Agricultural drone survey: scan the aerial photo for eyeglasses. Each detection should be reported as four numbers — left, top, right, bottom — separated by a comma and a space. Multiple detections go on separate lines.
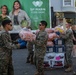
8, 24, 12, 26
39, 24, 44, 26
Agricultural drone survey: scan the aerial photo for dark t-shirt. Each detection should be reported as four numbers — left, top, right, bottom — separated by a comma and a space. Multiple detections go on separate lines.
14, 15, 19, 25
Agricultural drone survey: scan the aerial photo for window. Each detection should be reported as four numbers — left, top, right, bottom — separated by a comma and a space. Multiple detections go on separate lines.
63, 0, 73, 6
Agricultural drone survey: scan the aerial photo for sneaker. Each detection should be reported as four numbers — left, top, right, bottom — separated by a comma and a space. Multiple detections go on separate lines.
65, 67, 72, 72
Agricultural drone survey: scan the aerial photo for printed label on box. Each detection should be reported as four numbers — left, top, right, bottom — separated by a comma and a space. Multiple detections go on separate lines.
49, 48, 53, 52
58, 48, 63, 52
58, 40, 62, 45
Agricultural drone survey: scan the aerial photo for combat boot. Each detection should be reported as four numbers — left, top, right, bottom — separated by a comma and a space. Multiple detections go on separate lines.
26, 58, 30, 63
64, 64, 69, 68
34, 71, 39, 75
41, 73, 44, 75
73, 71, 76, 75
30, 57, 34, 64
65, 66, 72, 72
30, 60, 34, 64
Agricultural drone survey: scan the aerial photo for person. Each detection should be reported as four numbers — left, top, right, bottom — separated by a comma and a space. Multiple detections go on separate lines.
26, 41, 34, 64
0, 5, 10, 30
9, 0, 31, 26
16, 38, 27, 49
72, 25, 76, 45
60, 22, 73, 72
71, 25, 76, 75
34, 21, 48, 75
0, 19, 19, 75
71, 25, 76, 57
23, 26, 34, 64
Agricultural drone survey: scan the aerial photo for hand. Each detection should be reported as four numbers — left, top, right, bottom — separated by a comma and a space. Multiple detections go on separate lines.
16, 44, 20, 49
56, 35, 60, 38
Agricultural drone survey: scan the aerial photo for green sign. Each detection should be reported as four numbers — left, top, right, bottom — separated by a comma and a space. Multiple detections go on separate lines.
0, 0, 50, 29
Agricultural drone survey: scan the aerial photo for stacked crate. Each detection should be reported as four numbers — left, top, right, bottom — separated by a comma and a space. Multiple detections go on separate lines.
44, 38, 65, 68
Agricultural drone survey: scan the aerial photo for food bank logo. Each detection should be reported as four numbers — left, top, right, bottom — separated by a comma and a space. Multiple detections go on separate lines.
32, 0, 43, 7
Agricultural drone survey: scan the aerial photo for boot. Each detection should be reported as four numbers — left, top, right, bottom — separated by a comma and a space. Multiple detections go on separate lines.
26, 60, 30, 63
30, 60, 34, 64
41, 73, 44, 75
26, 58, 30, 63
73, 71, 76, 75
26, 55, 30, 63
65, 66, 72, 72
34, 71, 39, 75
30, 53, 34, 64
64, 64, 69, 68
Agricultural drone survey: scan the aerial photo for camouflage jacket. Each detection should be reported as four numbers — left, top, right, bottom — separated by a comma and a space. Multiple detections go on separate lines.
0, 30, 17, 55
60, 28, 73, 47
35, 30, 48, 58
0, 15, 9, 25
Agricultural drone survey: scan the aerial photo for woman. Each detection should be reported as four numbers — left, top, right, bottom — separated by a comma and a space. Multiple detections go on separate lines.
9, 0, 31, 26
0, 5, 9, 30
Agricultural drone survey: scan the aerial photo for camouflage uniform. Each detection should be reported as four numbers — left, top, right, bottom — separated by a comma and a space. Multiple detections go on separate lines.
60, 28, 73, 66
26, 41, 34, 63
0, 15, 9, 25
34, 30, 48, 75
0, 30, 17, 75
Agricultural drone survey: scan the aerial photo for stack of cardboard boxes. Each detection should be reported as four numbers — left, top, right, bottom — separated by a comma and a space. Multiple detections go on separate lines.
44, 38, 65, 68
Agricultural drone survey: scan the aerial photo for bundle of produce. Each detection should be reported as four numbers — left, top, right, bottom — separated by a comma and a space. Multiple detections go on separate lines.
21, 20, 28, 28
54, 26, 64, 34
19, 28, 36, 41
48, 33, 59, 41
45, 28, 54, 33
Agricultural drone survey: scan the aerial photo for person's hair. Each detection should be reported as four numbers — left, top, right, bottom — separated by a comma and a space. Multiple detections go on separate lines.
67, 22, 72, 26
40, 20, 47, 27
1, 5, 9, 15
12, 0, 21, 14
2, 19, 11, 27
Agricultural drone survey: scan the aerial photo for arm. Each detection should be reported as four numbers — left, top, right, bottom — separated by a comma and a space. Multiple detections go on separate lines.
1, 33, 17, 49
23, 11, 31, 26
60, 30, 72, 39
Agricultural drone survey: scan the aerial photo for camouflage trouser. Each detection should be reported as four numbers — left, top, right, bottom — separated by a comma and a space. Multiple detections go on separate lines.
8, 56, 14, 75
27, 41, 34, 62
0, 54, 8, 75
65, 46, 73, 66
27, 51, 34, 62
35, 56, 44, 75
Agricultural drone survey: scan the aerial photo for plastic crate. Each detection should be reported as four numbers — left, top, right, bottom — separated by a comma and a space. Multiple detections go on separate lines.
55, 45, 65, 53
54, 38, 64, 45
47, 46, 56, 53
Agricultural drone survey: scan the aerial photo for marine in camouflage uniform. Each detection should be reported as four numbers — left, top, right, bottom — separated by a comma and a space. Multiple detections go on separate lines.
60, 23, 73, 72
26, 41, 34, 64
0, 20, 18, 75
34, 21, 48, 75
